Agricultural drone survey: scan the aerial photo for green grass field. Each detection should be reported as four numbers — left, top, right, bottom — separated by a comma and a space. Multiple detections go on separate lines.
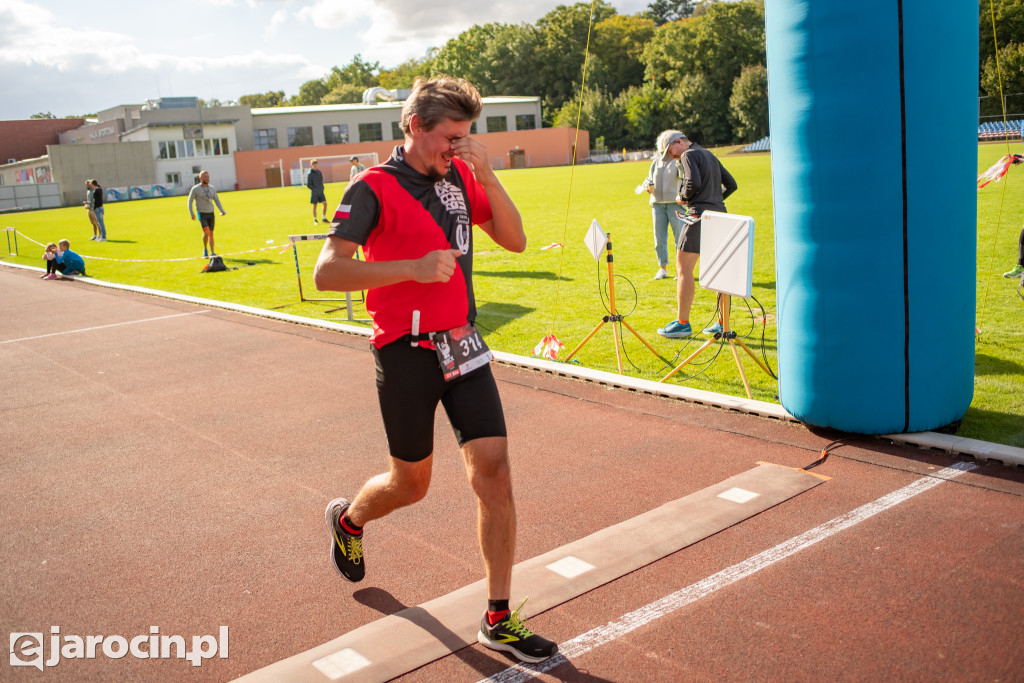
3, 144, 1022, 447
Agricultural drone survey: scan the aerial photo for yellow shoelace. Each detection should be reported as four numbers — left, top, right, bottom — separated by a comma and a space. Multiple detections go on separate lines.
504, 599, 534, 637
334, 530, 363, 564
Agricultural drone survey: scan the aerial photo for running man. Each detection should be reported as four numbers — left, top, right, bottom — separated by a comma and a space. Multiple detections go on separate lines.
187, 170, 226, 258
313, 76, 557, 664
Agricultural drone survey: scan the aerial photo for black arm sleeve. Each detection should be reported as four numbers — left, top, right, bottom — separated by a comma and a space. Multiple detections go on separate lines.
720, 162, 738, 202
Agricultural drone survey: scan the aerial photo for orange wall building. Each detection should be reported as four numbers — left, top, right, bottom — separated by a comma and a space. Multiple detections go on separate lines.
233, 127, 589, 190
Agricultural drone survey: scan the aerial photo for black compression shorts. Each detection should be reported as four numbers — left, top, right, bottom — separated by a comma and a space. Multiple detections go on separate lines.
372, 340, 507, 462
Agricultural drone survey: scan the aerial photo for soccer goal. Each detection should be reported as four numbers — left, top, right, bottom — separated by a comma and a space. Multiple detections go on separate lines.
298, 152, 378, 185
287, 233, 369, 322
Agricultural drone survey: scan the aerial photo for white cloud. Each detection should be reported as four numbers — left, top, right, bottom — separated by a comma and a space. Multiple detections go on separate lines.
295, 0, 372, 30
0, 0, 651, 118
266, 8, 289, 38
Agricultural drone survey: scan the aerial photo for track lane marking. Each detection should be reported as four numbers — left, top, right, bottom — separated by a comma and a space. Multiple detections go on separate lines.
0, 311, 209, 345
480, 461, 977, 683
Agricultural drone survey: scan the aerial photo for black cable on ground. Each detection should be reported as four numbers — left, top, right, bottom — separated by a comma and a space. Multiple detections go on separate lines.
803, 439, 843, 470
748, 293, 778, 380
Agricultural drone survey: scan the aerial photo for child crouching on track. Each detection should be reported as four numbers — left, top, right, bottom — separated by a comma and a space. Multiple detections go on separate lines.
53, 239, 86, 278
41, 242, 59, 279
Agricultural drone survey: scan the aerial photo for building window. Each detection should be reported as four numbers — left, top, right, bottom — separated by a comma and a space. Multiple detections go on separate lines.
288, 126, 313, 147
486, 116, 508, 133
325, 124, 349, 145
166, 172, 181, 185
159, 141, 178, 159
358, 122, 383, 142
471, 122, 478, 135
515, 114, 536, 130
254, 128, 278, 150
391, 121, 403, 140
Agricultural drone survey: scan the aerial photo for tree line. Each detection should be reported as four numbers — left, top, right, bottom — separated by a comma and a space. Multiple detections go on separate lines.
241, 0, 767, 149
239, 0, 1023, 148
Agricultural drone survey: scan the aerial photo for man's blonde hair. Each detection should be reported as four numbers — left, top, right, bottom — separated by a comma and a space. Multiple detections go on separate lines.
401, 77, 482, 136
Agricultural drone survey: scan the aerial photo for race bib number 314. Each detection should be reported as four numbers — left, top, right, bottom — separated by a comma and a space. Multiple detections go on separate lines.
434, 324, 493, 381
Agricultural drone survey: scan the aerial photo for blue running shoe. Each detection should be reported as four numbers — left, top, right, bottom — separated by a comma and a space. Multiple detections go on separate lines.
657, 320, 692, 338
703, 322, 724, 335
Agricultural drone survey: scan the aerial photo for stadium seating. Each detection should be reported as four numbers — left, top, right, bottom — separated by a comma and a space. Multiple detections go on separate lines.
978, 119, 1024, 139
740, 122, 1023, 151
741, 136, 771, 153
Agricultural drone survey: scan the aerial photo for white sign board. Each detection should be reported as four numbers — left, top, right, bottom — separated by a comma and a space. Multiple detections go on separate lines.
698, 211, 754, 298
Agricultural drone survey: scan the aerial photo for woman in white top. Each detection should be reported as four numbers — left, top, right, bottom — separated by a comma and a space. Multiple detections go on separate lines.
644, 130, 686, 280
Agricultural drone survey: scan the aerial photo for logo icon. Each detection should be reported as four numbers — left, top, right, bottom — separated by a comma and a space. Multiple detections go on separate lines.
10, 633, 43, 671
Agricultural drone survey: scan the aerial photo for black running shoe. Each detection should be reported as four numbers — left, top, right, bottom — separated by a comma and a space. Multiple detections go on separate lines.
477, 599, 558, 663
325, 497, 364, 582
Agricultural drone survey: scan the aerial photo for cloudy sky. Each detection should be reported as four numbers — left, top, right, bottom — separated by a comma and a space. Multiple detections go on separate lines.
0, 0, 650, 121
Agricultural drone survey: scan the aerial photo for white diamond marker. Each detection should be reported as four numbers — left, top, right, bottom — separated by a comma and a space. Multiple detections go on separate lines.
718, 487, 760, 504
312, 648, 372, 680
546, 555, 596, 579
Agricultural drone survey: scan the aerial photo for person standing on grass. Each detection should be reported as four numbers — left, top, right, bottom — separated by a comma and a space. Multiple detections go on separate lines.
307, 160, 328, 225
657, 133, 738, 339
644, 130, 687, 280
313, 76, 558, 664
1005, 222, 1024, 279
83, 180, 100, 240
90, 180, 107, 242
349, 155, 366, 180
187, 170, 226, 258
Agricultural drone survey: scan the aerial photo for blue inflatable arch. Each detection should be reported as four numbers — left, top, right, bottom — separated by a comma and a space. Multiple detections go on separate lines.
766, 0, 976, 433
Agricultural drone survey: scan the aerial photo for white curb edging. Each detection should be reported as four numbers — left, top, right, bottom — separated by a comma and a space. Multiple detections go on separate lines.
4, 260, 1022, 467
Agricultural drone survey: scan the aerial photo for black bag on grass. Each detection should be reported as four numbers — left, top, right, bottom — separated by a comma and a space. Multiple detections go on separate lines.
203, 255, 227, 273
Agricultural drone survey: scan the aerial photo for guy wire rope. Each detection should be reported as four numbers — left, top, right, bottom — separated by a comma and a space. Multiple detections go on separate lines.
978, 0, 1015, 334
547, 0, 598, 340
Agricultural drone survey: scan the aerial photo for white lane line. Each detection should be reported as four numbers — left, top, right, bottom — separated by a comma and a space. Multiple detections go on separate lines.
0, 311, 209, 345
480, 461, 977, 683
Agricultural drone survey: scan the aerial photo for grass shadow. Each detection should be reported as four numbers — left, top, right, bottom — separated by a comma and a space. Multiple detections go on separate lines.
976, 352, 1024, 376
475, 270, 565, 280
476, 301, 535, 335
223, 257, 276, 266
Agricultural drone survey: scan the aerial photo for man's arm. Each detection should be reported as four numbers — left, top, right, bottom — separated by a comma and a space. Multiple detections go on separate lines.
187, 187, 196, 219
212, 190, 226, 214
313, 236, 463, 293
720, 162, 738, 201
452, 136, 526, 253
678, 152, 701, 204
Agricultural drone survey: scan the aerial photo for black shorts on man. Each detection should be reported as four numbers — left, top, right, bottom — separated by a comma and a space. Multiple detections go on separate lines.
199, 212, 216, 230
372, 341, 506, 462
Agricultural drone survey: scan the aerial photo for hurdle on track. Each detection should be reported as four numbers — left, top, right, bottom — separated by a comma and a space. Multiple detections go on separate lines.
288, 234, 368, 322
